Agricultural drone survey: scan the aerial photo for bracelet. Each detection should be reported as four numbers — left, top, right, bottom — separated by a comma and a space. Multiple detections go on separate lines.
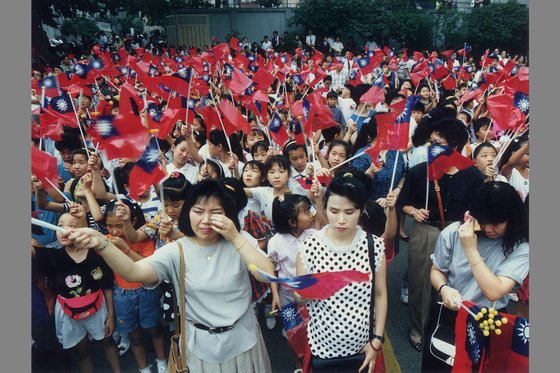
369, 340, 381, 352
97, 236, 110, 252
438, 283, 448, 294
235, 239, 248, 252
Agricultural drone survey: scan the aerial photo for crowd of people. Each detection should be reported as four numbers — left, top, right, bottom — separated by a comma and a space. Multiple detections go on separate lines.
31, 29, 529, 373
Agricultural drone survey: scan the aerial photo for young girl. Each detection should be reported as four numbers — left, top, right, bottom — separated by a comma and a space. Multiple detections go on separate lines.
320, 139, 350, 169
32, 213, 120, 373
499, 135, 529, 202
196, 159, 224, 182
268, 194, 318, 311
472, 142, 508, 183
243, 128, 266, 162
295, 172, 387, 372
166, 136, 199, 185
104, 199, 167, 373
251, 140, 271, 164
242, 161, 267, 218
245, 155, 292, 223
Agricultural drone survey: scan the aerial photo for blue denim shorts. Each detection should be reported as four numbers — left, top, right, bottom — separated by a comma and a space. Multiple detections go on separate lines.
113, 285, 163, 335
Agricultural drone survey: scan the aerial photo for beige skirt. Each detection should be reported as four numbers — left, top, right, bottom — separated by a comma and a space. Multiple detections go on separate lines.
186, 322, 272, 373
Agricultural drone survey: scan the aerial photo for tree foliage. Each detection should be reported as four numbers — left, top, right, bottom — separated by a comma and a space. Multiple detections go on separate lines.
60, 18, 100, 37
464, 1, 528, 55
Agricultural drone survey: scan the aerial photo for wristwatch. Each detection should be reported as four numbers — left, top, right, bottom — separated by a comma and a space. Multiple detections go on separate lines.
371, 334, 385, 344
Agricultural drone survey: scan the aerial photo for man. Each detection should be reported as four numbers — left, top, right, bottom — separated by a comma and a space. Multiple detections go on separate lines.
261, 35, 272, 51
329, 63, 349, 93
271, 31, 281, 50
398, 117, 484, 352
305, 30, 316, 47
331, 37, 344, 56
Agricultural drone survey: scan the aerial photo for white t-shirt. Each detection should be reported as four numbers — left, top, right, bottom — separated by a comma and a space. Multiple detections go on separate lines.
166, 163, 198, 185
338, 97, 357, 124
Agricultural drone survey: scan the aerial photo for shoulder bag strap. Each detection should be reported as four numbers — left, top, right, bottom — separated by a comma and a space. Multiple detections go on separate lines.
433, 179, 445, 228
177, 241, 187, 369
367, 234, 376, 340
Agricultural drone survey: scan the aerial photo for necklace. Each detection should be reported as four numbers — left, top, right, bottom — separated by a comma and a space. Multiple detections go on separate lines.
190, 237, 221, 261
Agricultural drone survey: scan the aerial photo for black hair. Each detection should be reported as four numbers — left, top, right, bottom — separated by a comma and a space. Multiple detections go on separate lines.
326, 90, 338, 100
242, 128, 266, 150
162, 172, 192, 202
472, 117, 492, 134
321, 125, 343, 143
193, 130, 206, 147
380, 61, 388, 68
359, 199, 387, 237
202, 159, 225, 179
177, 179, 240, 236
264, 155, 291, 174
55, 134, 82, 153
104, 198, 145, 229
283, 140, 308, 158
173, 135, 187, 147
472, 142, 497, 160
208, 129, 228, 150
352, 115, 378, 156
113, 162, 135, 194
327, 140, 351, 160
499, 135, 528, 168
250, 140, 270, 157
411, 102, 425, 113
469, 181, 528, 256
351, 84, 372, 106
324, 171, 368, 211
417, 83, 430, 92
343, 83, 354, 93
384, 89, 406, 106
272, 193, 313, 234
323, 75, 333, 83
431, 117, 469, 152
457, 82, 468, 90
242, 160, 265, 187
221, 177, 248, 212
72, 148, 89, 160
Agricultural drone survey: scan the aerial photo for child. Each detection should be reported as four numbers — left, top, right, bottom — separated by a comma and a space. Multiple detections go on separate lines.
245, 155, 292, 223
499, 135, 529, 202
268, 194, 318, 310
32, 213, 120, 372
251, 140, 271, 164
196, 159, 224, 182
472, 142, 508, 183
242, 128, 266, 162
283, 140, 320, 195
242, 160, 267, 217
104, 199, 167, 373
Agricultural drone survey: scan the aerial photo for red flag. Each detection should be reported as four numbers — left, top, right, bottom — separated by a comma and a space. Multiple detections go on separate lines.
253, 69, 276, 91
310, 49, 324, 65
229, 36, 241, 52
279, 302, 309, 360
223, 63, 253, 95
452, 301, 489, 373
441, 74, 457, 91
39, 113, 64, 141
347, 69, 363, 87
212, 43, 231, 60
308, 66, 328, 88
217, 99, 252, 135
375, 112, 407, 150
364, 146, 382, 168
149, 75, 190, 98
504, 68, 529, 95
359, 86, 386, 105
119, 82, 144, 116
296, 175, 332, 190
485, 94, 526, 132
413, 51, 425, 62
268, 112, 290, 147
427, 144, 474, 181
128, 137, 166, 200
432, 64, 450, 80
441, 49, 454, 60
410, 61, 431, 86
31, 147, 59, 189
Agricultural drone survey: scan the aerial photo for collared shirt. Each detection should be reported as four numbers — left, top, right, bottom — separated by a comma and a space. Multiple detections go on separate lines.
329, 69, 348, 92
329, 106, 346, 126
397, 163, 485, 223
306, 34, 316, 46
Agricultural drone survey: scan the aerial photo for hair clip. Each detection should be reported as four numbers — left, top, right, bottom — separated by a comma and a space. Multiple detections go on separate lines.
343, 172, 353, 178
225, 184, 235, 192
169, 171, 181, 179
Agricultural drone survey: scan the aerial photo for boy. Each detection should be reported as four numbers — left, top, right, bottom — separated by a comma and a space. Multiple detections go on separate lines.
326, 91, 346, 126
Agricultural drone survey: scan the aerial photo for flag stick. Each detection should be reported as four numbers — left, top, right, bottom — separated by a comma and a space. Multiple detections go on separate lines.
493, 124, 523, 169
45, 179, 73, 203
482, 121, 492, 143
389, 151, 400, 192
41, 87, 46, 109
185, 68, 194, 124
327, 148, 370, 172
462, 42, 467, 66
154, 139, 166, 204
68, 93, 90, 158
208, 90, 233, 154
54, 74, 62, 96
425, 161, 430, 210
111, 169, 121, 201
32, 218, 64, 233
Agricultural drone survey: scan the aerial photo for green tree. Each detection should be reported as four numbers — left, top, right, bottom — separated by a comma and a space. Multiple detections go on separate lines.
60, 18, 100, 38
433, 7, 466, 49
464, 1, 528, 55
388, 11, 434, 51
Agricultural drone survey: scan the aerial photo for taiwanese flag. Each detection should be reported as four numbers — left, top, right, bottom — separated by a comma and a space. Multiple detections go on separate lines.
233, 54, 250, 71
196, 105, 220, 133
432, 63, 450, 81
360, 85, 386, 105
39, 111, 64, 141
442, 74, 457, 91
268, 111, 290, 146
181, 96, 198, 124
38, 76, 60, 97
147, 75, 191, 98
229, 36, 242, 52
186, 56, 205, 75
441, 50, 455, 61
376, 95, 421, 151
71, 63, 94, 85
346, 69, 362, 86
289, 118, 305, 145
45, 94, 78, 127
279, 302, 310, 359
452, 300, 489, 373
512, 91, 530, 115
276, 53, 292, 67
291, 71, 310, 87
458, 44, 472, 57
31, 147, 59, 189
485, 94, 527, 132
308, 66, 328, 88
413, 51, 425, 63
427, 144, 474, 181
119, 82, 144, 116
217, 99, 252, 135
87, 114, 150, 160
504, 67, 529, 95
410, 61, 431, 86
172, 67, 193, 84
356, 54, 384, 75
223, 63, 253, 95
128, 137, 166, 200
305, 91, 338, 133
296, 175, 332, 190
212, 43, 231, 60
250, 266, 370, 300
364, 145, 382, 168
484, 314, 529, 373
146, 101, 183, 139
252, 69, 276, 91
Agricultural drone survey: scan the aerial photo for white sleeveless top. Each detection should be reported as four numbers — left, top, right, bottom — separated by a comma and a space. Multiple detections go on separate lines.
298, 226, 384, 358
508, 168, 529, 202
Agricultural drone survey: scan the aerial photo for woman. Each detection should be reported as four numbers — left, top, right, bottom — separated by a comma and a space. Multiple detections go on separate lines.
296, 172, 387, 373
421, 182, 529, 371
63, 180, 275, 373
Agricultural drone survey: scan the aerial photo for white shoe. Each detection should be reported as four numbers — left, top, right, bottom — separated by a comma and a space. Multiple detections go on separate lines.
156, 361, 168, 373
118, 334, 131, 356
